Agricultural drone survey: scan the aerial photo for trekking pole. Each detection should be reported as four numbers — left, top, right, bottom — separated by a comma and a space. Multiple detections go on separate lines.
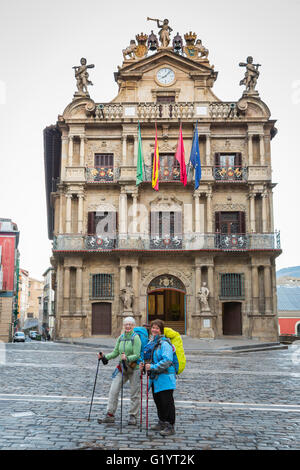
87, 357, 100, 421
140, 368, 143, 432
146, 370, 149, 436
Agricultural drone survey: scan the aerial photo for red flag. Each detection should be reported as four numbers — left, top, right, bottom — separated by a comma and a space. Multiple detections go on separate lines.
175, 124, 187, 186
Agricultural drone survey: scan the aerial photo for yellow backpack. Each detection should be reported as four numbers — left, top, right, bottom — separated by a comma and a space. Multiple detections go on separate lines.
164, 327, 186, 375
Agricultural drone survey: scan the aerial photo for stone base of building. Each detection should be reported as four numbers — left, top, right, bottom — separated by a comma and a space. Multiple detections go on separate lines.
0, 297, 13, 343
248, 314, 279, 342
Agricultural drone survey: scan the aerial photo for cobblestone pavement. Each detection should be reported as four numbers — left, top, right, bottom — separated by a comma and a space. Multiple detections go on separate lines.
0, 341, 300, 450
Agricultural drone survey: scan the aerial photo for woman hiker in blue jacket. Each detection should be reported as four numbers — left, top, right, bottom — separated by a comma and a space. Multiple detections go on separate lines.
140, 319, 176, 436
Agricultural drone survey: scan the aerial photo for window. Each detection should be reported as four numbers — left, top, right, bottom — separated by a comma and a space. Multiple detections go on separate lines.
220, 274, 244, 299
88, 212, 117, 236
152, 153, 180, 181
91, 274, 114, 299
150, 211, 182, 248
215, 212, 246, 234
94, 153, 114, 167
156, 96, 175, 103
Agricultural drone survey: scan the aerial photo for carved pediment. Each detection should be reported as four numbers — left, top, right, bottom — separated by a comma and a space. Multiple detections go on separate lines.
116, 50, 217, 83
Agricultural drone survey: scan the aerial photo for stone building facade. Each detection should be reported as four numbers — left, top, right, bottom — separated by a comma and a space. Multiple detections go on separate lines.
44, 26, 281, 340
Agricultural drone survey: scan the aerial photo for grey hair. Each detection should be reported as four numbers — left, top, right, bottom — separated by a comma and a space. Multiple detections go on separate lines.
123, 316, 136, 325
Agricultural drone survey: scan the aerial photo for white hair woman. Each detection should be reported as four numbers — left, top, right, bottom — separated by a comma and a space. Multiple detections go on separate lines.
98, 316, 142, 426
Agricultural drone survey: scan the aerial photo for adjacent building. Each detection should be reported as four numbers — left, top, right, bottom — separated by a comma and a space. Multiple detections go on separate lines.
0, 218, 20, 342
44, 23, 281, 340
42, 267, 55, 338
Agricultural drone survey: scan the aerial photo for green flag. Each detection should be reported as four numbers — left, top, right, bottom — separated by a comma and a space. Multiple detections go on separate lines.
136, 122, 144, 186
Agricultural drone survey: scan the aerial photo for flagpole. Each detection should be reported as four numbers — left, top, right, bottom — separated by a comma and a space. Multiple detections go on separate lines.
187, 121, 197, 179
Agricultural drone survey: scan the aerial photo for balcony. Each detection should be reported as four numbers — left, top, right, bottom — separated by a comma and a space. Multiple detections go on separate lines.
86, 166, 120, 183
213, 166, 247, 182
92, 102, 240, 122
143, 164, 193, 183
53, 231, 281, 252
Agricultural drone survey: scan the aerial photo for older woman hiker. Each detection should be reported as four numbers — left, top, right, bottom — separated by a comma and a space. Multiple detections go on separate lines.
98, 316, 142, 426
139, 319, 176, 436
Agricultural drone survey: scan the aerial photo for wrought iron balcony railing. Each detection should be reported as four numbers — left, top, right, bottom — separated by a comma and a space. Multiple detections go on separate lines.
214, 166, 247, 182
53, 231, 281, 252
143, 164, 193, 183
86, 166, 120, 183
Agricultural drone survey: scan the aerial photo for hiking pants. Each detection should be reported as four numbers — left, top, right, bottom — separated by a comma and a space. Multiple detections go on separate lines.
107, 367, 140, 418
152, 385, 176, 425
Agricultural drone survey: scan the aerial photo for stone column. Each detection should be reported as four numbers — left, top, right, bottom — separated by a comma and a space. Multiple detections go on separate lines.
249, 193, 256, 232
79, 135, 85, 166
195, 266, 201, 314
76, 267, 83, 314
262, 189, 268, 233
119, 190, 128, 237
207, 265, 214, 303
63, 267, 70, 314
206, 133, 211, 166
259, 134, 265, 165
131, 193, 138, 236
68, 136, 74, 167
132, 265, 140, 318
59, 190, 64, 234
119, 266, 126, 291
206, 189, 213, 233
65, 193, 72, 233
251, 265, 259, 314
248, 134, 253, 165
264, 265, 272, 315
77, 194, 84, 233
194, 193, 200, 233
122, 135, 127, 166
61, 135, 68, 180
269, 190, 274, 232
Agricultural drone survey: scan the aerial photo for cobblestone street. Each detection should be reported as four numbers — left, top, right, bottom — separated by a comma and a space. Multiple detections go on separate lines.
0, 340, 300, 451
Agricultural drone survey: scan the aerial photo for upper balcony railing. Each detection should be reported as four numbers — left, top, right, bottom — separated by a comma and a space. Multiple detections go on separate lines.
53, 231, 281, 252
93, 102, 240, 121
143, 164, 193, 183
213, 166, 247, 182
86, 166, 120, 183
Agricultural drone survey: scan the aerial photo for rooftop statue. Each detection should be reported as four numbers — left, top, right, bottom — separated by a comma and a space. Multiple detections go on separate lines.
73, 58, 94, 96
239, 56, 261, 94
147, 17, 173, 48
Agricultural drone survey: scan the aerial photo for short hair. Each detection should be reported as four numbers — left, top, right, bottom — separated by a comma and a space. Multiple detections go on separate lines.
150, 319, 165, 334
123, 316, 136, 325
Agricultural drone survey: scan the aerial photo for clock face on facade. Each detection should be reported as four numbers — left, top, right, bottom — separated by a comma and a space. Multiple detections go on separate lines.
156, 67, 175, 85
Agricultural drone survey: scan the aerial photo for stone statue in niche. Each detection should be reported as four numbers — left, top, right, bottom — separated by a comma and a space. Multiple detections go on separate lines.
198, 282, 210, 312
120, 282, 134, 311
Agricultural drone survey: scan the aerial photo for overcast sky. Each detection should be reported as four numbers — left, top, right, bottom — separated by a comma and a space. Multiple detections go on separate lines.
0, 0, 299, 279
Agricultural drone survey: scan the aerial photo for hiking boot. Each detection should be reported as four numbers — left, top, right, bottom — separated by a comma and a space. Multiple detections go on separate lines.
159, 423, 175, 436
97, 414, 115, 424
128, 415, 137, 426
150, 420, 166, 431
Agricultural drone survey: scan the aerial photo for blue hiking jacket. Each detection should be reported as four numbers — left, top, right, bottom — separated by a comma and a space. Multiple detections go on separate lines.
149, 335, 176, 394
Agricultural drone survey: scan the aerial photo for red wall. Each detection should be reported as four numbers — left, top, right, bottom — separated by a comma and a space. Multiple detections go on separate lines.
278, 317, 300, 335
0, 236, 16, 291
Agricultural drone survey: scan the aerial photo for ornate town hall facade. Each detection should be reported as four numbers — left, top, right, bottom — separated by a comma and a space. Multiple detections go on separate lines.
44, 20, 281, 340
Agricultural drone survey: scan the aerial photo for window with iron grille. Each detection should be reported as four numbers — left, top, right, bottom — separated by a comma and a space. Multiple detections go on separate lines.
220, 273, 244, 299
90, 274, 114, 299
94, 153, 114, 167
